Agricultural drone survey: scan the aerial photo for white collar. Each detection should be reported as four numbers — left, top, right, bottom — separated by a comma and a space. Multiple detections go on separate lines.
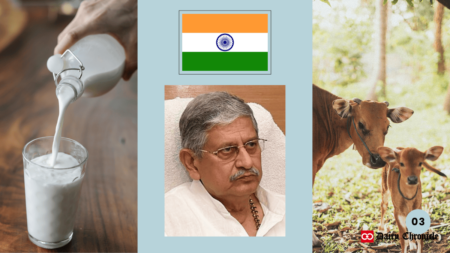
190, 180, 286, 216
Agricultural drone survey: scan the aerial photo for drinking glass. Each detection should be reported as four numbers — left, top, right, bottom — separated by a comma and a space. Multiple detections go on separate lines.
22, 136, 88, 249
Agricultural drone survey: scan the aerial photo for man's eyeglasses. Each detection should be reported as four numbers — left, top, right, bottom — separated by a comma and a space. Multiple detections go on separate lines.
201, 138, 267, 161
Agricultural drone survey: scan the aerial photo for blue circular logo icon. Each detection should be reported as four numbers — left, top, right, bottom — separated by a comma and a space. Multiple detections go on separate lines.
216, 34, 234, 51
406, 209, 430, 234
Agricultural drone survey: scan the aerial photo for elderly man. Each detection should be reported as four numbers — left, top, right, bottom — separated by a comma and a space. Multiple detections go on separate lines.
165, 91, 285, 236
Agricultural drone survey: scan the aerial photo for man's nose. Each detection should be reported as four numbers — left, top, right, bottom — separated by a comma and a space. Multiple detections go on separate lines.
235, 147, 253, 169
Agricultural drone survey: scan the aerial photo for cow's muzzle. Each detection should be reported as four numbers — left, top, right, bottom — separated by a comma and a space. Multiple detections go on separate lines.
407, 176, 418, 185
370, 153, 386, 168
348, 117, 386, 169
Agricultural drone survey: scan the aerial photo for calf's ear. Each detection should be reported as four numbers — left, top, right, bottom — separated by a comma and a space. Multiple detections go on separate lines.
332, 99, 352, 118
424, 146, 444, 161
387, 107, 414, 123
378, 146, 397, 163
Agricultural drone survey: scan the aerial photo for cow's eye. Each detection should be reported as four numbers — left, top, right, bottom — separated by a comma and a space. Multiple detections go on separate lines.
358, 122, 364, 129
419, 162, 422, 167
400, 162, 405, 167
358, 122, 369, 135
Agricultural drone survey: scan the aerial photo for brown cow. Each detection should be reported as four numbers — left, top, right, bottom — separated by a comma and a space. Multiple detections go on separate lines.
377, 146, 446, 253
312, 84, 414, 246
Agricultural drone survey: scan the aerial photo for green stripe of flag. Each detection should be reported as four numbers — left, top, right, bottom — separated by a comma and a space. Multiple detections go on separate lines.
182, 52, 268, 71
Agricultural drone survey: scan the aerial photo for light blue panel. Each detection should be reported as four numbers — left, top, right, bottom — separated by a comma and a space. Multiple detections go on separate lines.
139, 0, 312, 252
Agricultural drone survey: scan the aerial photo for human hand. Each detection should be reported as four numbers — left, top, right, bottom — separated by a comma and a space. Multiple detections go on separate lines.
54, 0, 137, 80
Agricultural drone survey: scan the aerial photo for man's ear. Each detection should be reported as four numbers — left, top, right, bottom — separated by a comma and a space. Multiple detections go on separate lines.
332, 99, 352, 118
424, 146, 444, 161
387, 107, 414, 123
179, 149, 201, 180
378, 146, 397, 163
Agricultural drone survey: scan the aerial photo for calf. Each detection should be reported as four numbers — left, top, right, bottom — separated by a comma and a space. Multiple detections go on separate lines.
378, 146, 446, 253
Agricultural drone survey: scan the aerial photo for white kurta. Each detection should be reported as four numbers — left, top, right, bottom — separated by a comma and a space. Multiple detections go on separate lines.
165, 180, 285, 236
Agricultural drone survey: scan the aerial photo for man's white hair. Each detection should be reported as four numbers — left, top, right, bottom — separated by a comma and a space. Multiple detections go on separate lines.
179, 92, 258, 158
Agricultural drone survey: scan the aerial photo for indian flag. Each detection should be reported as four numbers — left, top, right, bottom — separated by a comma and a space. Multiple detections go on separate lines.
181, 14, 269, 72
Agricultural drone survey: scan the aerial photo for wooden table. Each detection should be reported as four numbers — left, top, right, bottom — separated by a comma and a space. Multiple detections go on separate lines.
165, 85, 286, 134
0, 9, 137, 252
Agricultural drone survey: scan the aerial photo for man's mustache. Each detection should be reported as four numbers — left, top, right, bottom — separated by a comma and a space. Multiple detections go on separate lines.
229, 168, 260, 182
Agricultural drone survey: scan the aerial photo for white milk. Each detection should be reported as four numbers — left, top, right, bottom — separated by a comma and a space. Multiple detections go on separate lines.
24, 153, 83, 243
49, 85, 75, 167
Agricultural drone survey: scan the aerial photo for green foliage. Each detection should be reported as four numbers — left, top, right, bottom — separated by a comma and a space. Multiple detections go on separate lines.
313, 1, 374, 86
314, 0, 448, 102
404, 0, 435, 31
386, 0, 400, 4
385, 0, 433, 6
319, 0, 331, 7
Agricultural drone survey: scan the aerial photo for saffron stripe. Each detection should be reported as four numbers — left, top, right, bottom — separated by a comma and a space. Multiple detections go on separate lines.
182, 14, 268, 33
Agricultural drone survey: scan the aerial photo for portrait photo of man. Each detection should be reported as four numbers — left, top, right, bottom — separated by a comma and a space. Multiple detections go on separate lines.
164, 86, 286, 237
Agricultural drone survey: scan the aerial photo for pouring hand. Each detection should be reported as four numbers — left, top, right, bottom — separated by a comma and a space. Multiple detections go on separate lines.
54, 0, 137, 80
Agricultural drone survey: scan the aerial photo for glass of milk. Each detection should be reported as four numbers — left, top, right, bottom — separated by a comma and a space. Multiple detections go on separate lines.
22, 136, 88, 249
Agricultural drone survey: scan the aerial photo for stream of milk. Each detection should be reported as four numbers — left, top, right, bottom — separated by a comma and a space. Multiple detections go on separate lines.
49, 85, 75, 167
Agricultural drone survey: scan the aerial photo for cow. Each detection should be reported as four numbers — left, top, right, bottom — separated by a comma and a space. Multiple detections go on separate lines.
377, 146, 446, 253
312, 84, 414, 247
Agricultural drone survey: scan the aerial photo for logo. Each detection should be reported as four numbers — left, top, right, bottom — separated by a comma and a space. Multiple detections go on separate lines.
361, 230, 374, 243
376, 232, 440, 242
216, 34, 234, 51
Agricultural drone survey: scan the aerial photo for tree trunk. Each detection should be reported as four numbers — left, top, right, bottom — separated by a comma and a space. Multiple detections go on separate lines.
440, 3, 450, 113
443, 87, 450, 113
434, 2, 445, 75
367, 0, 387, 101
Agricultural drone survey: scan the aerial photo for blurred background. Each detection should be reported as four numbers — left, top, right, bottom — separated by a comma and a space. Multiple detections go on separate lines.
314, 0, 450, 252
165, 85, 285, 134
0, 0, 137, 252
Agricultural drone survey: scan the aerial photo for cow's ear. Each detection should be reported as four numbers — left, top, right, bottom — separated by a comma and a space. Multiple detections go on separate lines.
424, 146, 444, 161
378, 146, 397, 163
332, 99, 352, 118
387, 107, 414, 123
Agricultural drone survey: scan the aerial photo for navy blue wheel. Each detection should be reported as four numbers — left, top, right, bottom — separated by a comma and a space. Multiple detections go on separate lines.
216, 34, 234, 51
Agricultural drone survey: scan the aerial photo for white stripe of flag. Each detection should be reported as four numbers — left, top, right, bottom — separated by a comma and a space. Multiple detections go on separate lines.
182, 33, 268, 52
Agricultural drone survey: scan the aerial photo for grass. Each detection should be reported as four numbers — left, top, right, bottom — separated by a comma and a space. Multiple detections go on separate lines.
313, 82, 450, 252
